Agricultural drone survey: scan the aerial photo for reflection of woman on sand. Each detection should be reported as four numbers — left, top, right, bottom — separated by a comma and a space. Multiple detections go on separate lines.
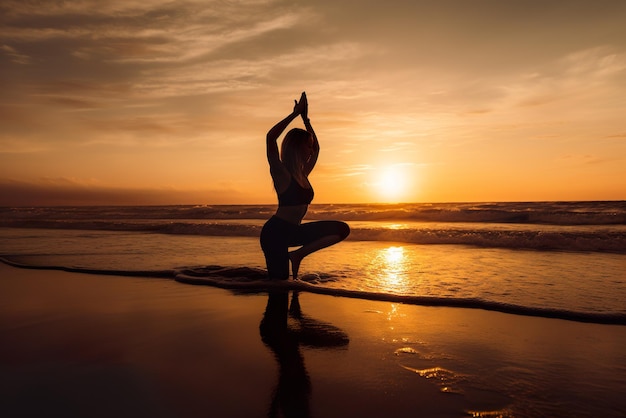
259, 291, 349, 418
260, 92, 350, 280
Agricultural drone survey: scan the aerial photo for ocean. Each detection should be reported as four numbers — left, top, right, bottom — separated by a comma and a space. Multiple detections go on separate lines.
1, 201, 625, 323
1, 201, 626, 417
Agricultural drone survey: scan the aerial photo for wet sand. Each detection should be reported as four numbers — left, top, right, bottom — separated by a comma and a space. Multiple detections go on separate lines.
1, 263, 625, 417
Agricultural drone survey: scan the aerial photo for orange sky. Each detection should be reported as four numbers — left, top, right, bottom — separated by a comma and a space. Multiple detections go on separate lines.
1, 0, 625, 205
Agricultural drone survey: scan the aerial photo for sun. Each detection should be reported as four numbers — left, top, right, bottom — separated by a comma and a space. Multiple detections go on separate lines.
375, 166, 408, 202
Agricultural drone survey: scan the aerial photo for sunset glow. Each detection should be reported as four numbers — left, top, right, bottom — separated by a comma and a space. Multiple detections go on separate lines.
374, 166, 410, 203
1, 1, 625, 205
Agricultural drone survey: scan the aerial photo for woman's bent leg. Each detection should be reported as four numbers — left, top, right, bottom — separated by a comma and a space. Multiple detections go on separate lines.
289, 221, 350, 279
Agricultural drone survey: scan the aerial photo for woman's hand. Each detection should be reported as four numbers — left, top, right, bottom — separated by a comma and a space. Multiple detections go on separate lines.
293, 91, 308, 117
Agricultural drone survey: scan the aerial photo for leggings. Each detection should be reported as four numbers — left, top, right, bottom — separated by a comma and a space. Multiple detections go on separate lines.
260, 216, 350, 280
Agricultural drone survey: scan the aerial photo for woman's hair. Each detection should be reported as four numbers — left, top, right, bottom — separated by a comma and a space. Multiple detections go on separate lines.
281, 128, 312, 183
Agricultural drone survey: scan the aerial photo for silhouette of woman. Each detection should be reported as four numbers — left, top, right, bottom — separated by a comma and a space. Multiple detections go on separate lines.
260, 92, 350, 280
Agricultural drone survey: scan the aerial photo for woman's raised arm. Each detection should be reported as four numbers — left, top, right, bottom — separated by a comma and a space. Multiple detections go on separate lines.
301, 93, 319, 175
266, 93, 307, 166
266, 110, 297, 167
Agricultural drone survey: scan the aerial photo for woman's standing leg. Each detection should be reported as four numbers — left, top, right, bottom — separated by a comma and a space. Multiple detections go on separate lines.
260, 217, 293, 280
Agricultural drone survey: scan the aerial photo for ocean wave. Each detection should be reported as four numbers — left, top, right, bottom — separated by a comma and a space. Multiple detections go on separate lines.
2, 201, 626, 225
2, 258, 625, 326
309, 202, 626, 225
348, 225, 626, 253
1, 218, 624, 253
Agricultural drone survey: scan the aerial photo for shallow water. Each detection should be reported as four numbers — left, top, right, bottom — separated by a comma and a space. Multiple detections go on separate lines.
2, 222, 626, 417
1, 228, 624, 320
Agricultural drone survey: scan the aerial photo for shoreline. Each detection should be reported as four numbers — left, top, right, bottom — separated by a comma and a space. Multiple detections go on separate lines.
3, 256, 625, 326
2, 263, 626, 417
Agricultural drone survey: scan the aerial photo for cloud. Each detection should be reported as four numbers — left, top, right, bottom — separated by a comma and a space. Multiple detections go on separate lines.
2, 0, 626, 203
0, 177, 250, 206
509, 47, 626, 108
556, 154, 619, 166
0, 44, 30, 63
0, 0, 340, 127
0, 136, 49, 154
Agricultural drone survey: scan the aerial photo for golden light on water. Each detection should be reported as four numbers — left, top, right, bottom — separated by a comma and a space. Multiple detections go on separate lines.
371, 246, 410, 293
385, 246, 405, 265
385, 223, 409, 230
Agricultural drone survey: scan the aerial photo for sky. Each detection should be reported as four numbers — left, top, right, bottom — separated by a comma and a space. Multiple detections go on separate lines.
1, 0, 625, 205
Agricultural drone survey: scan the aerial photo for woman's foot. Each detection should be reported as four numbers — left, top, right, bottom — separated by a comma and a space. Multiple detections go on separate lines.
289, 251, 303, 280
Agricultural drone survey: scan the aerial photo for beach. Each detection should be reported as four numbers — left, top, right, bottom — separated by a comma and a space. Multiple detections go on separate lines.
3, 1, 626, 416
2, 262, 626, 418
1, 202, 625, 417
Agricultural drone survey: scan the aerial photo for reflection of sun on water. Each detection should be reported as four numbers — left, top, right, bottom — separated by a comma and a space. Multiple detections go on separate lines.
370, 246, 409, 293
385, 246, 404, 265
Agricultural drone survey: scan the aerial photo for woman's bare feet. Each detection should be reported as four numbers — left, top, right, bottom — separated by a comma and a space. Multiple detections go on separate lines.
289, 251, 303, 280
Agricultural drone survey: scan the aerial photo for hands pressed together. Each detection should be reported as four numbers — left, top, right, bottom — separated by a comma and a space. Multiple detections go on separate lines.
293, 91, 309, 120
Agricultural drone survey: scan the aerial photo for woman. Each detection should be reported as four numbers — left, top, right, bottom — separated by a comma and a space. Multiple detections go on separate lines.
260, 92, 350, 280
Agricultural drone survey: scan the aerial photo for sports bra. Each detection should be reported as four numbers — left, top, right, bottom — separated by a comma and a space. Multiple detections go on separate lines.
278, 176, 314, 206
